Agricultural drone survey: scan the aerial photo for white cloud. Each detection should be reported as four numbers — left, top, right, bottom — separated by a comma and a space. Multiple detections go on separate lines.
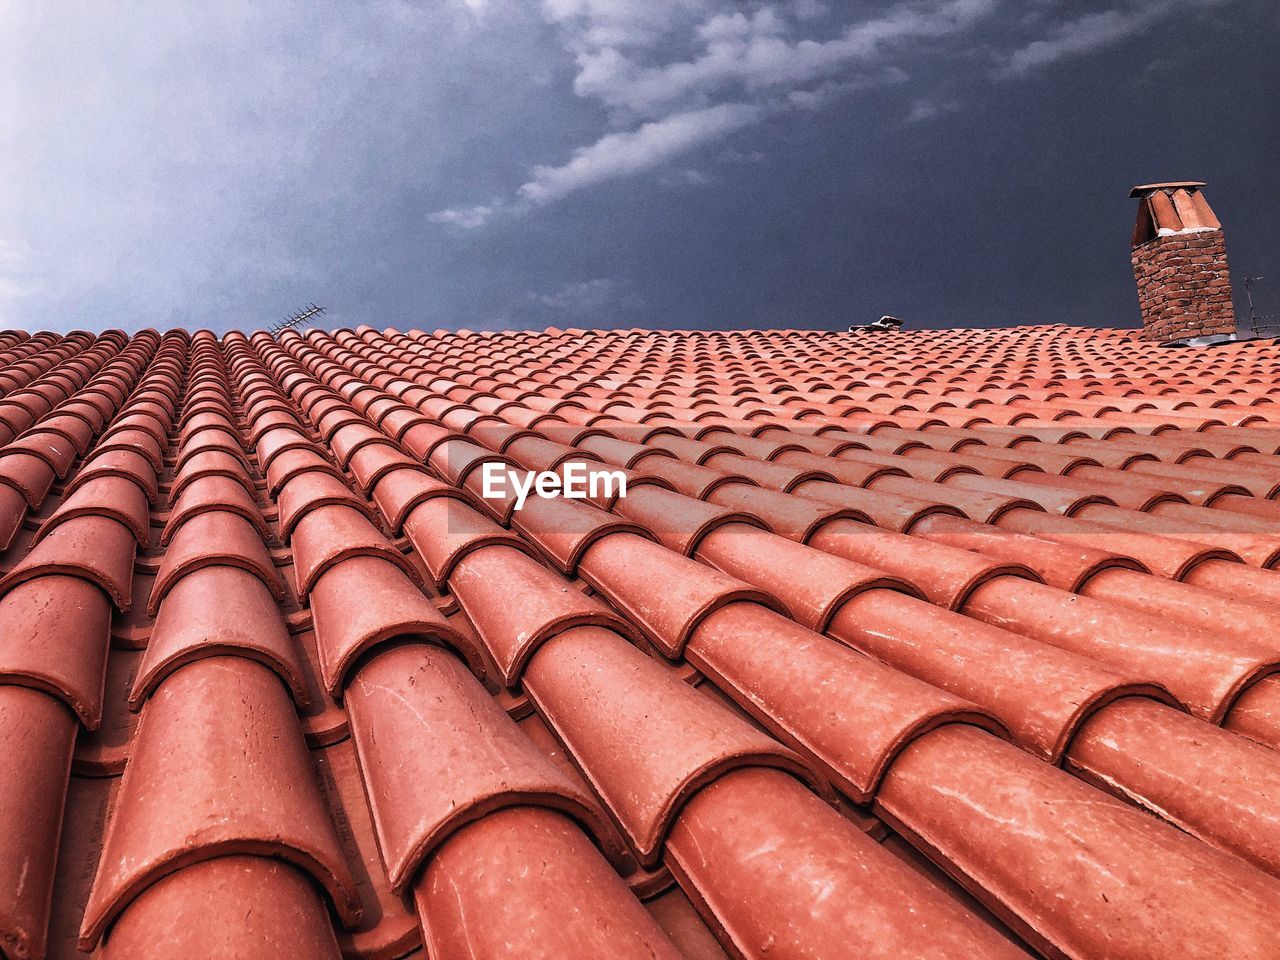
428, 202, 506, 229
1003, 0, 1231, 75
518, 102, 759, 204
0, 237, 33, 272
1, 0, 553, 329
904, 97, 958, 123
574, 0, 995, 117
0, 277, 40, 299
433, 0, 998, 227
530, 277, 624, 312
431, 102, 756, 227
0, 237, 41, 303
787, 67, 909, 110
541, 0, 721, 49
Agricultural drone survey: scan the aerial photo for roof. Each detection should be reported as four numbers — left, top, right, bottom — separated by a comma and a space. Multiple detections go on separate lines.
3, 321, 1280, 960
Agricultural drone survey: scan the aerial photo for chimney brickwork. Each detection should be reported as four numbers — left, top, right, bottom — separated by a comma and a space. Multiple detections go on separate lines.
1129, 182, 1235, 342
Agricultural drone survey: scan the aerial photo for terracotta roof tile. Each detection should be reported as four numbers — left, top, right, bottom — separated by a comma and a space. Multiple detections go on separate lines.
78, 656, 360, 950
7, 323, 1280, 957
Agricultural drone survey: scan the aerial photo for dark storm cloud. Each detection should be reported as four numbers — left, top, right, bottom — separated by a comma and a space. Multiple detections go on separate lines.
2, 0, 1275, 334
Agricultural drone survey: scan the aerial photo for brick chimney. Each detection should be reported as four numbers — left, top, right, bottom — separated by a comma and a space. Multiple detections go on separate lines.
1129, 181, 1235, 343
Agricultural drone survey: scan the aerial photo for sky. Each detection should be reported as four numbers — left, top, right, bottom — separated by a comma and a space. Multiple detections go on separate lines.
1, 0, 1277, 335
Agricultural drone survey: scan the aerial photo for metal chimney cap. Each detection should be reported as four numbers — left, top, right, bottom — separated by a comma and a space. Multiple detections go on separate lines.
1129, 181, 1206, 199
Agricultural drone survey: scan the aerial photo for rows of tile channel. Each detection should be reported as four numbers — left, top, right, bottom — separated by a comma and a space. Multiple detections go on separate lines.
1, 324, 1279, 960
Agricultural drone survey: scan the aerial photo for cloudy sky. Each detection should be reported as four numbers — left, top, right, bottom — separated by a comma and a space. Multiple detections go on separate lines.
1, 0, 1276, 334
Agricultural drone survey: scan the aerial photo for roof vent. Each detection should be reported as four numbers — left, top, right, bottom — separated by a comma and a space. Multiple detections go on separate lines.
1129, 182, 1235, 345
850, 315, 904, 334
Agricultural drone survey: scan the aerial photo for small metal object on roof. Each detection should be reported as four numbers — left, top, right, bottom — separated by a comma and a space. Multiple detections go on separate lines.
1129, 181, 1207, 198
1157, 332, 1239, 348
850, 315, 904, 333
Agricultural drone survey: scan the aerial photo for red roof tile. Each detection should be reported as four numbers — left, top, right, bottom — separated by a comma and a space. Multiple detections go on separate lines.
5, 323, 1280, 958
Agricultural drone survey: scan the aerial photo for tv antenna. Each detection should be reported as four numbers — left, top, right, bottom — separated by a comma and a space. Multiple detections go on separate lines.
269, 303, 326, 335
1244, 276, 1279, 338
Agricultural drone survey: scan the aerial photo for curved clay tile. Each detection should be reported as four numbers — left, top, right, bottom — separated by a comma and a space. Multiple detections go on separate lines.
64, 448, 159, 504
373, 405, 428, 442
402, 497, 534, 587
346, 442, 419, 494
93, 425, 165, 472
1081, 565, 1280, 654
264, 447, 346, 496
148, 512, 284, 614
1223, 676, 1280, 750
511, 494, 652, 574
943, 472, 1116, 516
329, 422, 393, 469
830, 590, 1173, 762
416, 807, 682, 960
647, 435, 734, 465
131, 567, 307, 709
628, 457, 752, 501
312, 740, 422, 960
1136, 458, 1280, 499
15, 423, 90, 471
255, 426, 322, 476
1, 515, 136, 610
163, 474, 269, 544
97, 857, 342, 960
977, 509, 1198, 583
1065, 696, 1280, 878
0, 575, 112, 727
615, 483, 769, 556
310, 555, 478, 695
290, 504, 421, 597
397, 421, 465, 462
694, 524, 917, 632
177, 411, 242, 447
577, 533, 781, 658
795, 479, 964, 533
174, 430, 250, 473
243, 408, 304, 447
1081, 501, 1280, 568
36, 475, 152, 547
688, 602, 1003, 798
521, 625, 819, 863
701, 483, 870, 545
0, 685, 78, 960
1056, 465, 1244, 509
702, 451, 836, 492
344, 642, 622, 894
168, 449, 259, 503
0, 451, 56, 507
79, 657, 360, 949
962, 576, 1273, 723
809, 519, 1039, 609
28, 413, 96, 454
876, 724, 1280, 960
368, 467, 464, 533
275, 471, 373, 539
450, 545, 637, 687
669, 767, 1031, 959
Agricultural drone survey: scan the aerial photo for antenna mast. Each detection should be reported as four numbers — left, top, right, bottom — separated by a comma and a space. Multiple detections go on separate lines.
269, 303, 326, 335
